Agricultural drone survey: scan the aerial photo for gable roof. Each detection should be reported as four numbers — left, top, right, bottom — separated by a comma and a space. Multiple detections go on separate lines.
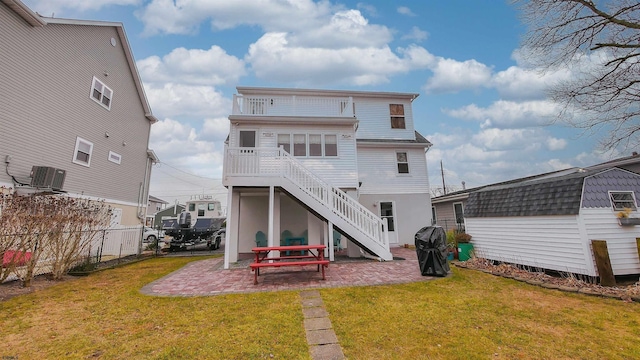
148, 195, 168, 204
2, 0, 157, 123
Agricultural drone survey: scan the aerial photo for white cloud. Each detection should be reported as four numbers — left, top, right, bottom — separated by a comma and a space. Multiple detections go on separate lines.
149, 118, 226, 180
199, 118, 230, 142
137, 46, 245, 86
25, 0, 139, 14
137, 0, 335, 35
289, 10, 393, 48
444, 100, 560, 128
245, 33, 432, 86
397, 6, 416, 16
144, 83, 231, 120
545, 137, 567, 151
401, 26, 428, 42
491, 65, 571, 101
424, 58, 493, 93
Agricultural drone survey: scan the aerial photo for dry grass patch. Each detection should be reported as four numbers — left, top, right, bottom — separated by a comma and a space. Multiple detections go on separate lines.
0, 256, 309, 359
321, 267, 640, 359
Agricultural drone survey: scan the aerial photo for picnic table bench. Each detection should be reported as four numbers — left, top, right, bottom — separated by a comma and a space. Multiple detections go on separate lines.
250, 244, 328, 284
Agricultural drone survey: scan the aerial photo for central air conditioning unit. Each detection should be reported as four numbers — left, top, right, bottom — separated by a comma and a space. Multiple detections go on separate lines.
30, 166, 66, 191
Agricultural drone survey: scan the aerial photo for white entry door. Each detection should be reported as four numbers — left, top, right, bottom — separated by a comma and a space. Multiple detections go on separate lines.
379, 201, 397, 244
238, 130, 257, 173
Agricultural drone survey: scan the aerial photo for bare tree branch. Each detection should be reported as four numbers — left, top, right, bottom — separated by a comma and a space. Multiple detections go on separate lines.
516, 0, 640, 151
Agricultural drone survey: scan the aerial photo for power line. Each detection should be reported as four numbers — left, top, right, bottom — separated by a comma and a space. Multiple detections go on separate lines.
155, 161, 222, 180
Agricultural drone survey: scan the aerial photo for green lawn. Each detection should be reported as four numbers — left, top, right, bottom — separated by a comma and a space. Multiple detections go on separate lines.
1, 257, 639, 359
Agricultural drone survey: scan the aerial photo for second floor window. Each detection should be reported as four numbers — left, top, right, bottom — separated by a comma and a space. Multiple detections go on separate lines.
390, 104, 405, 129
324, 135, 337, 156
293, 134, 306, 156
396, 152, 409, 174
278, 133, 338, 157
309, 134, 322, 156
277, 134, 290, 153
91, 77, 113, 110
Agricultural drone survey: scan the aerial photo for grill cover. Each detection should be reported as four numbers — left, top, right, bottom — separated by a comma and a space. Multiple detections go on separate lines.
414, 226, 450, 277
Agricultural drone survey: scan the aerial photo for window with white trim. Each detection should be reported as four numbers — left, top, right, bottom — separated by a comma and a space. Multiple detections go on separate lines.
309, 134, 322, 156
73, 137, 93, 167
108, 151, 121, 164
277, 134, 290, 153
324, 134, 337, 157
396, 152, 409, 174
390, 104, 405, 129
609, 191, 637, 210
277, 133, 339, 157
454, 202, 464, 224
293, 134, 306, 156
90, 76, 113, 110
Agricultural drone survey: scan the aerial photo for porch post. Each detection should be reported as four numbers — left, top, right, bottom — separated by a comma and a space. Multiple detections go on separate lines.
328, 220, 334, 261
268, 185, 275, 247
223, 186, 235, 269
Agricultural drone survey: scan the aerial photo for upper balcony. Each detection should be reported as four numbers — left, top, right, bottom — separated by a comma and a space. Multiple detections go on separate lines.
231, 94, 355, 118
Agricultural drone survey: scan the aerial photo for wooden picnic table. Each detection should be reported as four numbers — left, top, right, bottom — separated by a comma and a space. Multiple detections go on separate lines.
250, 244, 328, 284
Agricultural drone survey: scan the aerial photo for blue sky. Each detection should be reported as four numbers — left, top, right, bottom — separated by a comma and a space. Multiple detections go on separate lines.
24, 0, 624, 206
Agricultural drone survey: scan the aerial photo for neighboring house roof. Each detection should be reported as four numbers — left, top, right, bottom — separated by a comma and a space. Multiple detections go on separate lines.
586, 152, 640, 172
431, 153, 640, 205
465, 167, 640, 218
3, 0, 157, 124
357, 131, 432, 147
431, 168, 576, 204
148, 195, 168, 204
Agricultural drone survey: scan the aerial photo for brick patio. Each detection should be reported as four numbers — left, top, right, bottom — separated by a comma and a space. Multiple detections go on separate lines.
140, 246, 437, 297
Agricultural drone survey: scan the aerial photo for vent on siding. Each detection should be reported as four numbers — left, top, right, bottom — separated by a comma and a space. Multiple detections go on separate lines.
30, 166, 66, 191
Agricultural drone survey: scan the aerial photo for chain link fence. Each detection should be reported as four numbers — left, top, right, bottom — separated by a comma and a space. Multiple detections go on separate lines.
1, 226, 145, 283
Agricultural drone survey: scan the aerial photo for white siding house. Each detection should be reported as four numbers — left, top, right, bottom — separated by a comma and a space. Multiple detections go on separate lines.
465, 167, 640, 277
222, 87, 432, 268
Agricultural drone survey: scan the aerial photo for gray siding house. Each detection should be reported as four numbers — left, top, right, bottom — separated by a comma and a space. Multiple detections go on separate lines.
0, 0, 157, 226
464, 167, 640, 277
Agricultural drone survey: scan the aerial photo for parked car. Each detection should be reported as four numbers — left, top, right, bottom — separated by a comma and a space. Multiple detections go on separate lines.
143, 227, 164, 243
208, 228, 225, 250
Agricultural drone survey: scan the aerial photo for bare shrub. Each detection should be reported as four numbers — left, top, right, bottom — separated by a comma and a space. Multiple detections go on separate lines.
0, 188, 111, 286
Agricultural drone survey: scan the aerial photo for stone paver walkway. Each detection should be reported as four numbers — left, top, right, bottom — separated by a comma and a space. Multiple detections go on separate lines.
301, 290, 344, 360
140, 247, 433, 296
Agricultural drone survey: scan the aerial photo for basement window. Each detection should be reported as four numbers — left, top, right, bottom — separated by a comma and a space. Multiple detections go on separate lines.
609, 191, 637, 211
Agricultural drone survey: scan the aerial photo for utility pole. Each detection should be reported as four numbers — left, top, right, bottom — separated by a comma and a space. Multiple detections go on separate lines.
440, 160, 447, 195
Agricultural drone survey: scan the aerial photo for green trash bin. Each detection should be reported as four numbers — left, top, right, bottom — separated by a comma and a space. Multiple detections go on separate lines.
457, 243, 474, 261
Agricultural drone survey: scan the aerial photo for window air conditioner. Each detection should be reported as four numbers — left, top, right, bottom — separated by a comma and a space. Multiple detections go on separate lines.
30, 166, 66, 191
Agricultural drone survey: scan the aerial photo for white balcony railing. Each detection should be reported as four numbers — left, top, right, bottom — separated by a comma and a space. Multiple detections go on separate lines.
225, 147, 388, 251
232, 94, 354, 117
